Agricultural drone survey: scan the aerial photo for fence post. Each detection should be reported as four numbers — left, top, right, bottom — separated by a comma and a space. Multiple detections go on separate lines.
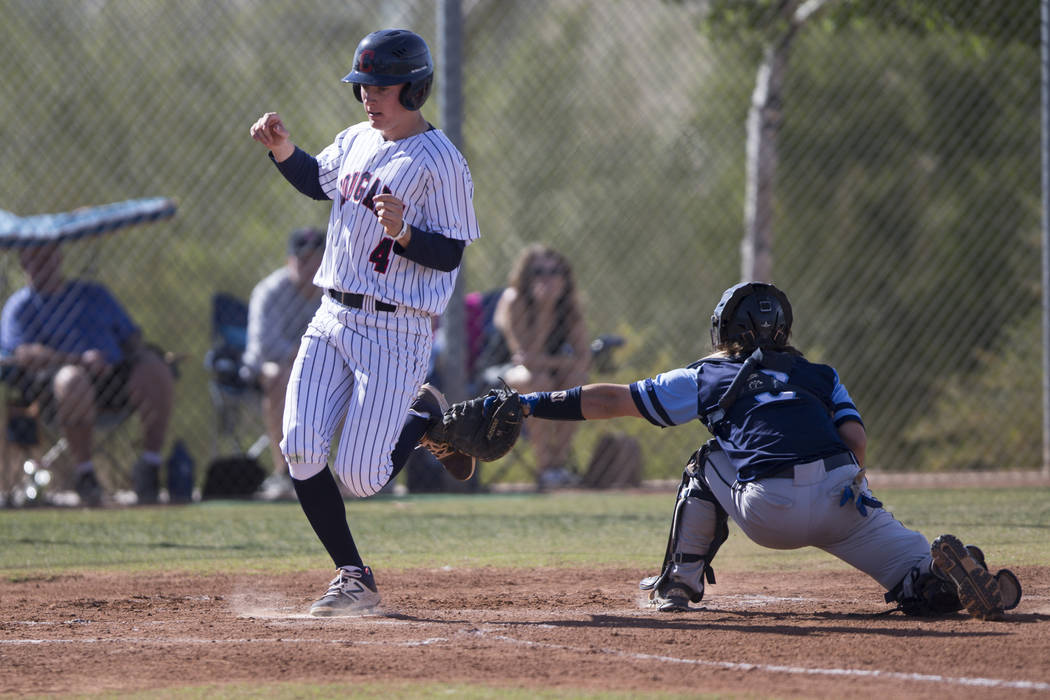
1042, 0, 1050, 475
437, 0, 467, 402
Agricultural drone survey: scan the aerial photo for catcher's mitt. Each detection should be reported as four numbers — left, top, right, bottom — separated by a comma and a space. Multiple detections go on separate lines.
426, 386, 523, 462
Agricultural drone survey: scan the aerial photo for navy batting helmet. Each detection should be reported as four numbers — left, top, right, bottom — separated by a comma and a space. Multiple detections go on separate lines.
341, 29, 434, 111
710, 282, 793, 349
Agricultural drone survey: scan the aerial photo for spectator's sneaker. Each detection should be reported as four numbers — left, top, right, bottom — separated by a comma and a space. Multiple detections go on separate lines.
309, 566, 380, 617
132, 458, 159, 505
931, 534, 1004, 620
537, 466, 577, 491
258, 472, 295, 501
413, 383, 476, 481
75, 470, 103, 507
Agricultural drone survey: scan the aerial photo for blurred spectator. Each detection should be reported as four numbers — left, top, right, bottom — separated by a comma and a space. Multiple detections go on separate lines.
243, 227, 324, 496
493, 244, 590, 487
0, 243, 174, 505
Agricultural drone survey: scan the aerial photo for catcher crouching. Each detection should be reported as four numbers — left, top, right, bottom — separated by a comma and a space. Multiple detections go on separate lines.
431, 282, 1023, 619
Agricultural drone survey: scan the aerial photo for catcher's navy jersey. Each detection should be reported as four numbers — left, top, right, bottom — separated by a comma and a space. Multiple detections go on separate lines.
630, 353, 862, 479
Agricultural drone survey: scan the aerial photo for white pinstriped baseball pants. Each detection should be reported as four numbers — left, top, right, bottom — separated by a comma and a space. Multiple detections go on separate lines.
280, 294, 432, 497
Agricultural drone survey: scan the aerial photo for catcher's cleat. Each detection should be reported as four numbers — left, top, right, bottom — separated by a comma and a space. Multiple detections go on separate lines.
649, 584, 694, 613
963, 543, 1021, 610
413, 383, 476, 481
995, 568, 1023, 611
309, 566, 380, 617
931, 534, 1004, 620
965, 544, 987, 569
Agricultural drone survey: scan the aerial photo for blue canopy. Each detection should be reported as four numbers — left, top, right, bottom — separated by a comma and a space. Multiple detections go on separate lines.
0, 197, 177, 248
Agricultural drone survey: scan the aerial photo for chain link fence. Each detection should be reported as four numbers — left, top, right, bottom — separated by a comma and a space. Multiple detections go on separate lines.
0, 0, 1041, 498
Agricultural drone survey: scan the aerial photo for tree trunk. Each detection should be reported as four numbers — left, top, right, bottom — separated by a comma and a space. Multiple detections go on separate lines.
740, 34, 794, 283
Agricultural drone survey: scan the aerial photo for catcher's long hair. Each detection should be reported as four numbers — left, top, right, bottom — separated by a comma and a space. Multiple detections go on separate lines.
506, 244, 584, 355
710, 340, 804, 360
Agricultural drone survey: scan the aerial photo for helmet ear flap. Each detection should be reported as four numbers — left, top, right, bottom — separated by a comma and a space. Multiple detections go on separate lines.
352, 84, 363, 103
399, 75, 433, 111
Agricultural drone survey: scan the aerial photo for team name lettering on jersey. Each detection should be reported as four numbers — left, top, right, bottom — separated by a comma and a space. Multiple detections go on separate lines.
338, 171, 391, 210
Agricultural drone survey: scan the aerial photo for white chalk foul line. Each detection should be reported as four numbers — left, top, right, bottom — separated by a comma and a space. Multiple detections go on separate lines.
0, 637, 448, 647
5, 626, 1048, 693
470, 630, 1050, 693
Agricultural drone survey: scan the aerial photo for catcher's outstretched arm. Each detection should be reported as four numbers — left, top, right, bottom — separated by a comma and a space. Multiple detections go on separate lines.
522, 383, 642, 421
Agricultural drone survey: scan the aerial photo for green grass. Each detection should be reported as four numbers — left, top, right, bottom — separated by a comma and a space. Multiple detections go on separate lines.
1, 486, 1047, 577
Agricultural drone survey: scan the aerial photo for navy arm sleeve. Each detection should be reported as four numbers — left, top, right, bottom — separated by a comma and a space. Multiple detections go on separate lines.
394, 227, 465, 272
270, 147, 327, 201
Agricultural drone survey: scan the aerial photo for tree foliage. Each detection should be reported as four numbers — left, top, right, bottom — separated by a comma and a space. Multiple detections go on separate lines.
701, 0, 1039, 49
688, 0, 1040, 467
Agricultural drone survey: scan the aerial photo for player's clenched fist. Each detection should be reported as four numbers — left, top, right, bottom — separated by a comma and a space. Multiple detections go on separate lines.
250, 112, 294, 162
373, 193, 410, 244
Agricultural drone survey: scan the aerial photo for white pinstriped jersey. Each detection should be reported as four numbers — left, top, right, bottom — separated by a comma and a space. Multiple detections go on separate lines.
314, 122, 480, 315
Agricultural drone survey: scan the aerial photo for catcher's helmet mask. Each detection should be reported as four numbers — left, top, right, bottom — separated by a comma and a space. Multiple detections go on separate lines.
342, 29, 434, 111
710, 282, 793, 349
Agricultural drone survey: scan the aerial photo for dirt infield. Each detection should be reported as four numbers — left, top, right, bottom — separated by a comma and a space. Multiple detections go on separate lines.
2, 566, 1048, 698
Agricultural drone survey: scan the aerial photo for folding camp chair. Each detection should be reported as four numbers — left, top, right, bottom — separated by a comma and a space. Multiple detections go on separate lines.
203, 292, 269, 462
1, 365, 136, 506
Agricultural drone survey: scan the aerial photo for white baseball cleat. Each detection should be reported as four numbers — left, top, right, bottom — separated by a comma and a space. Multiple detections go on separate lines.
309, 566, 380, 617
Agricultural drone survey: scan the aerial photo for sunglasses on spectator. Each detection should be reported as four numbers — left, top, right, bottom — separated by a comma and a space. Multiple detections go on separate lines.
294, 245, 323, 259
531, 266, 563, 277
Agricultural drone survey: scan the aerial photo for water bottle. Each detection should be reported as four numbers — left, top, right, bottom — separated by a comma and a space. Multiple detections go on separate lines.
166, 440, 195, 503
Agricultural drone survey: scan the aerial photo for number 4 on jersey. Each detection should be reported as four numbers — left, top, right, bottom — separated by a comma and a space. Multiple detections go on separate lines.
369, 237, 394, 273
366, 183, 395, 273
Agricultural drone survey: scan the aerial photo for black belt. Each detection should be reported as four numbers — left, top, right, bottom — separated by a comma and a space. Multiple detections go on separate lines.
328, 289, 397, 313
763, 452, 857, 479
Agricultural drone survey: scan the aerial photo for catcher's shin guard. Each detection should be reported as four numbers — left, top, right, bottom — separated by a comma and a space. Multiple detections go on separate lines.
640, 443, 729, 612
887, 565, 965, 617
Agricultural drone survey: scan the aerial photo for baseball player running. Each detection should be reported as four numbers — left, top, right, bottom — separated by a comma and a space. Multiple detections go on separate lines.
491, 282, 1021, 618
250, 28, 480, 616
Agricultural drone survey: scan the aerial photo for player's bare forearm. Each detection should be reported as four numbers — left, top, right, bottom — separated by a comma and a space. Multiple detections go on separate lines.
580, 383, 641, 420
14, 344, 85, 372
837, 420, 867, 468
